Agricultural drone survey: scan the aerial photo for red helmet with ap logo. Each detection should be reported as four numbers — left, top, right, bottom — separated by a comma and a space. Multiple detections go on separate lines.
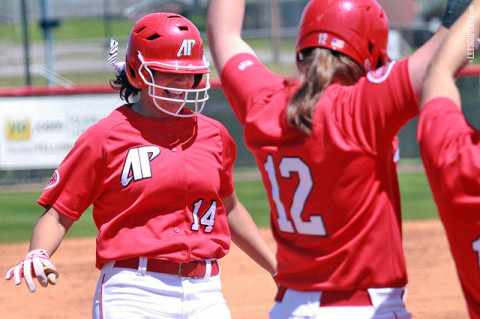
125, 12, 210, 89
296, 0, 389, 72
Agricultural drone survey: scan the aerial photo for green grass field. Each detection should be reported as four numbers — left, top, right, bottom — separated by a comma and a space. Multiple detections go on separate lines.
0, 168, 437, 243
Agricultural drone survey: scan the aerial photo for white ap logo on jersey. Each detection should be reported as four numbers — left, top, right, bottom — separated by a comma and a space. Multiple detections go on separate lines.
177, 39, 196, 57
121, 146, 160, 187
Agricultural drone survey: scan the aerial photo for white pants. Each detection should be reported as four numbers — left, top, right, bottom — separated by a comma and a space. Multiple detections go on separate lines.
269, 287, 411, 319
92, 260, 231, 319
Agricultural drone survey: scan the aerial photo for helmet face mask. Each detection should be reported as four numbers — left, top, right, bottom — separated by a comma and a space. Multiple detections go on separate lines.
126, 13, 211, 117
137, 52, 210, 117
296, 0, 389, 72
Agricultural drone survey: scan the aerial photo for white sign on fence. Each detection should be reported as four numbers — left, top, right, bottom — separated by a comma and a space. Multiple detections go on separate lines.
0, 94, 121, 170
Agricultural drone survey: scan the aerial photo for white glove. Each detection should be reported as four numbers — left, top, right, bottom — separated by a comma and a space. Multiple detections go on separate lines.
5, 249, 59, 293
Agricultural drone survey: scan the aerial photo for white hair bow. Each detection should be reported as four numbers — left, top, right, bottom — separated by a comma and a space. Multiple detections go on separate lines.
107, 39, 126, 73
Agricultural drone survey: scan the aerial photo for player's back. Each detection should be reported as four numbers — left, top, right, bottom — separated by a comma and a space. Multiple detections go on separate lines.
250, 84, 406, 291
221, 54, 417, 291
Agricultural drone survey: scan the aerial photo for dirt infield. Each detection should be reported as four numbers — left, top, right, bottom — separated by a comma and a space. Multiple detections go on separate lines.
0, 220, 469, 319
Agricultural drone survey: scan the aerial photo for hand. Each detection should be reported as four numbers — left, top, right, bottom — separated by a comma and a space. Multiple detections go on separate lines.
5, 249, 59, 293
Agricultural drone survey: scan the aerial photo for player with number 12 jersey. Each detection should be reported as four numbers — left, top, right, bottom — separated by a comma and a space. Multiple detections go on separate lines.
221, 54, 413, 290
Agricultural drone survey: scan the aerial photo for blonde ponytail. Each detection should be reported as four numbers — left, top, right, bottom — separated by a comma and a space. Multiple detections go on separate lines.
287, 48, 364, 135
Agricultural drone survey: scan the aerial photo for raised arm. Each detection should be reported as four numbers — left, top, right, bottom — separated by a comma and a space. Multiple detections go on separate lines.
408, 0, 472, 101
207, 0, 256, 73
422, 0, 480, 108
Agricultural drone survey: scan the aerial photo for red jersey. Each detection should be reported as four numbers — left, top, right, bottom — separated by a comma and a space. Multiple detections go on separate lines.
38, 105, 236, 269
221, 53, 417, 291
418, 97, 480, 319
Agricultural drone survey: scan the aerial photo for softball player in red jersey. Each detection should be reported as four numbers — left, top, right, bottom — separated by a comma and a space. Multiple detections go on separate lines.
419, 2, 480, 318
5, 13, 276, 318
207, 0, 471, 317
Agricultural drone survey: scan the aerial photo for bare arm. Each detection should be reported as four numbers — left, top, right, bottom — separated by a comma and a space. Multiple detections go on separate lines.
410, 0, 474, 101
408, 27, 448, 101
29, 206, 75, 256
422, 0, 480, 109
207, 0, 256, 73
223, 192, 277, 276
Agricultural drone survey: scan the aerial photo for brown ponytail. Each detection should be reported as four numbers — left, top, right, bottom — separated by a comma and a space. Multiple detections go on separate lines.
287, 48, 364, 135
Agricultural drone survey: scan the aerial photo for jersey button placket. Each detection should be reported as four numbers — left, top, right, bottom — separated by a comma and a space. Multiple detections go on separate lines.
166, 131, 179, 152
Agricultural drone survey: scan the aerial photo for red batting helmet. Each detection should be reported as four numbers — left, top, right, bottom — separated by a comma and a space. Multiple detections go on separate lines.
125, 12, 210, 89
296, 0, 389, 72
125, 13, 211, 117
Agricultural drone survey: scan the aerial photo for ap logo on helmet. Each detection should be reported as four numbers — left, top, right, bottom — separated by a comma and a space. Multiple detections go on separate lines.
177, 39, 196, 57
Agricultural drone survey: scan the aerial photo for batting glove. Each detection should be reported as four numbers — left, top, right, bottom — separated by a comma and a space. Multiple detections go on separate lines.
442, 0, 473, 28
5, 249, 59, 293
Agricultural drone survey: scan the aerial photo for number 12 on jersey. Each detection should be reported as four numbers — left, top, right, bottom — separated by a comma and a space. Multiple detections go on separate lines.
264, 155, 327, 237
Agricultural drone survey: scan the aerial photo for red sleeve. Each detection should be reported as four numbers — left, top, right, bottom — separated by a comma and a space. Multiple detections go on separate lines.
37, 124, 106, 220
220, 53, 287, 125
418, 97, 480, 196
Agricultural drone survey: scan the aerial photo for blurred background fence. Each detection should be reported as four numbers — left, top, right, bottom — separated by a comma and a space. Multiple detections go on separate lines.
0, 0, 479, 185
